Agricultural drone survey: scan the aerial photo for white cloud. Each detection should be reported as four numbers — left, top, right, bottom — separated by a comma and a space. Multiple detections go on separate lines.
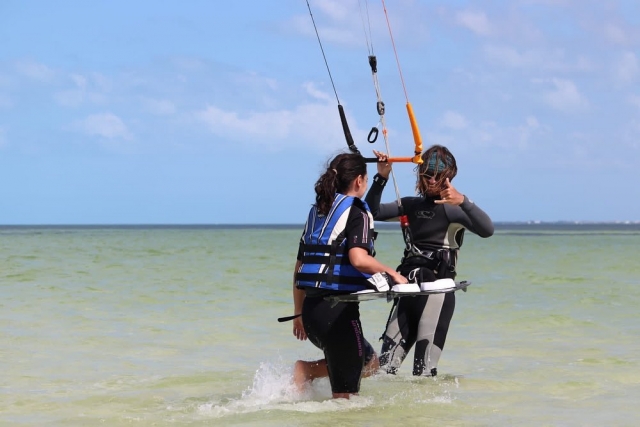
14, 60, 55, 82
234, 71, 278, 91
288, 1, 366, 48
614, 51, 639, 84
55, 90, 84, 107
60, 74, 86, 104
141, 98, 176, 115
537, 78, 589, 112
603, 23, 628, 45
456, 10, 492, 36
71, 74, 88, 90
195, 100, 364, 152
428, 115, 545, 153
525, 116, 540, 128
74, 113, 132, 140
440, 111, 468, 130
315, 0, 351, 22
516, 115, 542, 148
287, 0, 421, 49
484, 45, 536, 67
519, 0, 571, 4
474, 116, 544, 151
484, 45, 593, 72
303, 82, 332, 102
54, 73, 108, 107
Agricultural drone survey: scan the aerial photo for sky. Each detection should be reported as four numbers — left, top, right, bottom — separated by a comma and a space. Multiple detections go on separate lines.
1, 0, 639, 224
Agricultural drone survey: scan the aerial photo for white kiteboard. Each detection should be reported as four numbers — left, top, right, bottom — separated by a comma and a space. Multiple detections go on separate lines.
325, 279, 471, 304
278, 279, 471, 321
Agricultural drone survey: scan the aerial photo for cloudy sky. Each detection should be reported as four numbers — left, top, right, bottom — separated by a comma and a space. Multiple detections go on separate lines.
1, 0, 639, 224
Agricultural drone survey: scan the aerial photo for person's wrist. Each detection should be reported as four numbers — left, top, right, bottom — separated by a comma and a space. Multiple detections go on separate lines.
374, 173, 388, 185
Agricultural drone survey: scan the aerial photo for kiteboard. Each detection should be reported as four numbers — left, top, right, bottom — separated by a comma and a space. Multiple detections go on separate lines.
325, 280, 471, 306
277, 280, 471, 321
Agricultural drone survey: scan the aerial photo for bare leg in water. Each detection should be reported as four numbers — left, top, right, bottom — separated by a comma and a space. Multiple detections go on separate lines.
292, 352, 380, 399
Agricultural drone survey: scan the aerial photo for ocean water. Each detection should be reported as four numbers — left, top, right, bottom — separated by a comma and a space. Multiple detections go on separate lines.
1, 224, 639, 426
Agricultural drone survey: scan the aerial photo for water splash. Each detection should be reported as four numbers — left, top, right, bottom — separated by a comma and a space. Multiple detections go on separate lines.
198, 359, 374, 419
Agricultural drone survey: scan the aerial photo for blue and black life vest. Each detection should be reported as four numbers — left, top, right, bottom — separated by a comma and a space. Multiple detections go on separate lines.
296, 194, 375, 292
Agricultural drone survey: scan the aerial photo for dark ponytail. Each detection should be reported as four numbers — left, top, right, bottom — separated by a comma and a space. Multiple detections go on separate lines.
314, 153, 367, 215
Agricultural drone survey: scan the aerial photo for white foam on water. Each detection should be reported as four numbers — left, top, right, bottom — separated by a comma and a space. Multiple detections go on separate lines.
368, 371, 458, 405
198, 359, 374, 419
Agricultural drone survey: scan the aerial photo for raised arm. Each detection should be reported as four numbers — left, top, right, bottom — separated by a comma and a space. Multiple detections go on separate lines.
365, 150, 403, 220
365, 174, 403, 220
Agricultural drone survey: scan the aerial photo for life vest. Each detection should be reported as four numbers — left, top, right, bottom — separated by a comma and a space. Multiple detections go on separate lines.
296, 194, 374, 292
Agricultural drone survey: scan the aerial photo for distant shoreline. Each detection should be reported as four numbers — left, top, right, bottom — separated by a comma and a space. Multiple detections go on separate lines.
1, 222, 640, 230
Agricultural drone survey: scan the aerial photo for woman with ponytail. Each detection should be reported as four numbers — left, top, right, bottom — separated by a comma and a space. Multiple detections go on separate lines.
291, 152, 406, 399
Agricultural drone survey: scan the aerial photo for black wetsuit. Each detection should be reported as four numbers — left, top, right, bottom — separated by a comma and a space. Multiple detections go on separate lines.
365, 174, 494, 376
297, 200, 376, 394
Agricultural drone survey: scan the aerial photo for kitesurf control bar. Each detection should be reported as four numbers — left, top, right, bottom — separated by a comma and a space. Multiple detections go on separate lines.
341, 103, 414, 163
366, 156, 417, 164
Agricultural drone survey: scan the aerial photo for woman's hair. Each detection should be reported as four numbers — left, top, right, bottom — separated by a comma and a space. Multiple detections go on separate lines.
415, 145, 458, 197
314, 153, 367, 215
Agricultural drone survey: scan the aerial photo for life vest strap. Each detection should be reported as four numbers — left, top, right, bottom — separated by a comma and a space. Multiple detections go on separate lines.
300, 255, 350, 265
296, 272, 371, 287
299, 243, 346, 254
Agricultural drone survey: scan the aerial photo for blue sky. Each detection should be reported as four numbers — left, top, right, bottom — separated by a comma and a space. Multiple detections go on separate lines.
1, 0, 639, 224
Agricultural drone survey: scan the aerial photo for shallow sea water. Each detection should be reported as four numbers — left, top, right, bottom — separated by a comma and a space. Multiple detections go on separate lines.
1, 224, 639, 426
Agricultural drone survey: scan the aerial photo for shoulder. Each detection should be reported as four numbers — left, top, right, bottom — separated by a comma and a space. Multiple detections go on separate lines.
351, 196, 368, 212
346, 198, 374, 227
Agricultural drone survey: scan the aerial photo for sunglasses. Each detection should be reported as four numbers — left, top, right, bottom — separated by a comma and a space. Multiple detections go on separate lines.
419, 171, 440, 180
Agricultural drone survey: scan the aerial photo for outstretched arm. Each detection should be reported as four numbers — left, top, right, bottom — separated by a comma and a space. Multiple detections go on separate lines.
348, 247, 407, 284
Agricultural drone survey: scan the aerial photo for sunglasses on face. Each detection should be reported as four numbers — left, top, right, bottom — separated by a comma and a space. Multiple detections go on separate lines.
420, 171, 439, 181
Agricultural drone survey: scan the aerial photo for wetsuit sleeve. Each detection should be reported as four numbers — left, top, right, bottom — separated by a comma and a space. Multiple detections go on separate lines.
364, 173, 402, 220
445, 195, 494, 237
344, 204, 374, 254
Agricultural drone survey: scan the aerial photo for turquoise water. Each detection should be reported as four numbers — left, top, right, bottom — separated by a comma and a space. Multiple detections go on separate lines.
1, 225, 639, 426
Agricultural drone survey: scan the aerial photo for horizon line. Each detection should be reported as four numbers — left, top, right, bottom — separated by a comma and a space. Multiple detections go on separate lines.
1, 221, 640, 228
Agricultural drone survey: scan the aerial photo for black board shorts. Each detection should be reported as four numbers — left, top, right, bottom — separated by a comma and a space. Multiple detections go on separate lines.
302, 294, 372, 394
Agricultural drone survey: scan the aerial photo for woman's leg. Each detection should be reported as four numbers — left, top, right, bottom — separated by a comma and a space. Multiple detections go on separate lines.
413, 291, 456, 376
293, 359, 328, 391
380, 298, 418, 374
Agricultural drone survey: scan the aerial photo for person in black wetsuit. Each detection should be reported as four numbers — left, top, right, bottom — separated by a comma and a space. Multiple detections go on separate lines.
291, 152, 407, 399
365, 145, 494, 377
